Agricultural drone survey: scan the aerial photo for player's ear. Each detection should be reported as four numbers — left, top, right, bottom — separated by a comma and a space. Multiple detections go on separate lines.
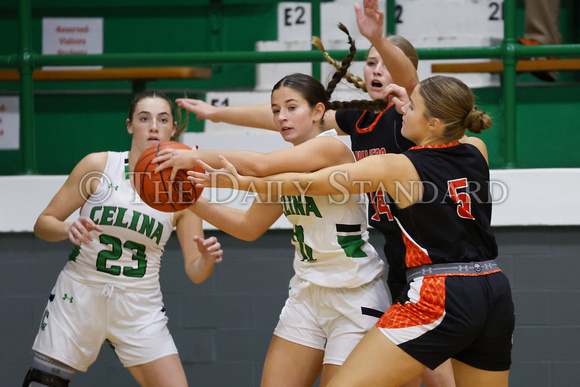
428, 117, 441, 129
313, 102, 325, 122
126, 118, 133, 134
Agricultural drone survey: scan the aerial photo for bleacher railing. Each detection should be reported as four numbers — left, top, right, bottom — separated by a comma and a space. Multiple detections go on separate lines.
1, 0, 580, 173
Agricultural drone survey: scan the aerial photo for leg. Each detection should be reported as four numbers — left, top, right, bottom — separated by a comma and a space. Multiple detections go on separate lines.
524, 0, 562, 45
261, 335, 324, 387
22, 352, 76, 387
451, 359, 509, 387
421, 359, 456, 387
328, 326, 426, 387
319, 364, 340, 387
128, 354, 187, 387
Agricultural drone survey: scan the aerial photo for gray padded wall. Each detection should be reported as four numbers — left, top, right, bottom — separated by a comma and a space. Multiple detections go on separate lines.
2, 227, 580, 386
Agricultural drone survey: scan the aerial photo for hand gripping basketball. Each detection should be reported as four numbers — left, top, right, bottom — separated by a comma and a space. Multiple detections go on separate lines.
134, 141, 204, 212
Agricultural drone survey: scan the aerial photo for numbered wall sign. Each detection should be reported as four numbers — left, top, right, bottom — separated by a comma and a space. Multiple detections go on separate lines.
395, 0, 503, 40
42, 18, 103, 70
0, 96, 20, 150
277, 2, 312, 42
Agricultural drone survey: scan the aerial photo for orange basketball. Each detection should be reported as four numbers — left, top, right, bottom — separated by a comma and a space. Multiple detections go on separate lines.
134, 141, 204, 212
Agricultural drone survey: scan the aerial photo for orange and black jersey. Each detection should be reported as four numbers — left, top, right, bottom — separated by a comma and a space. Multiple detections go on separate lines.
335, 105, 415, 234
398, 142, 498, 267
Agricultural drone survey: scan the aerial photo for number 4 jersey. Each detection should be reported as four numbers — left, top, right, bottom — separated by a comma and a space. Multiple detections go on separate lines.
64, 151, 175, 291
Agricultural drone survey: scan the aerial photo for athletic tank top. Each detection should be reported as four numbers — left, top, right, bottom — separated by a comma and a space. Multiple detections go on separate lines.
283, 130, 385, 288
336, 106, 415, 235
63, 151, 175, 291
396, 142, 498, 268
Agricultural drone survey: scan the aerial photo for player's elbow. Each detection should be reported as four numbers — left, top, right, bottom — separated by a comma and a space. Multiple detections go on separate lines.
244, 163, 268, 177
238, 232, 262, 242
241, 154, 272, 177
190, 272, 212, 284
33, 216, 55, 242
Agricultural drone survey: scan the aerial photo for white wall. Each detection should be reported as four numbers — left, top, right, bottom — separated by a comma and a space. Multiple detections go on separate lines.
2, 142, 579, 233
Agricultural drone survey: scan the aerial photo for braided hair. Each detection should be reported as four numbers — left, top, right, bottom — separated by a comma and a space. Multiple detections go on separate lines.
326, 24, 390, 112
312, 28, 419, 104
312, 24, 367, 92
272, 24, 394, 123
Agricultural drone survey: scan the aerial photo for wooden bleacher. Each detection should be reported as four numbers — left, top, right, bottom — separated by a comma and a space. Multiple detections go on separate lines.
0, 67, 212, 91
432, 58, 580, 73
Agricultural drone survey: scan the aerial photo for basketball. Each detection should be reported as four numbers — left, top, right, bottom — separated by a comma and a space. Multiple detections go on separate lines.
134, 141, 204, 212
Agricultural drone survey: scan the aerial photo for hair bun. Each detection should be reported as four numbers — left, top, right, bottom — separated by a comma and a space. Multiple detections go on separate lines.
463, 107, 492, 134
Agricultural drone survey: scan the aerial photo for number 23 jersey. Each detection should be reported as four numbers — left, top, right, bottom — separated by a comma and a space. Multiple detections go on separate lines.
64, 151, 175, 291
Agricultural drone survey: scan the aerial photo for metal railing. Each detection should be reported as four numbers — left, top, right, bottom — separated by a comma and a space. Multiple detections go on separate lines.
1, 0, 580, 173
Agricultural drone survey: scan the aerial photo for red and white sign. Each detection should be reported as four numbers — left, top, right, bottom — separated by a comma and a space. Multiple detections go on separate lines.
42, 18, 103, 70
0, 97, 20, 150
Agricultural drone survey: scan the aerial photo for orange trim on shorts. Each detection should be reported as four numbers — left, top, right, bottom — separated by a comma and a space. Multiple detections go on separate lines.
377, 276, 446, 329
377, 270, 503, 330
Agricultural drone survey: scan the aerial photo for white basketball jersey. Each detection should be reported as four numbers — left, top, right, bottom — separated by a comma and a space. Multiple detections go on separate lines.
63, 151, 175, 291
283, 131, 385, 288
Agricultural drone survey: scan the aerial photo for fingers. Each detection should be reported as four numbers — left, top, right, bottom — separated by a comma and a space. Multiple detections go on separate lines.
152, 149, 195, 175
197, 159, 218, 173
68, 217, 102, 246
391, 97, 406, 114
176, 99, 209, 118
152, 151, 173, 173
354, 2, 362, 19
218, 155, 235, 171
217, 155, 240, 177
170, 167, 179, 181
186, 157, 238, 190
187, 170, 210, 188
193, 235, 224, 263
153, 160, 170, 174
382, 84, 409, 113
175, 98, 197, 110
175, 98, 194, 104
383, 84, 408, 102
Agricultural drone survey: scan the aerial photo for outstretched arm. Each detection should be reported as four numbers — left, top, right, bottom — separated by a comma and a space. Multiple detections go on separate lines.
190, 153, 421, 209
176, 98, 345, 135
188, 196, 283, 242
176, 98, 277, 131
153, 135, 354, 179
355, 0, 419, 96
